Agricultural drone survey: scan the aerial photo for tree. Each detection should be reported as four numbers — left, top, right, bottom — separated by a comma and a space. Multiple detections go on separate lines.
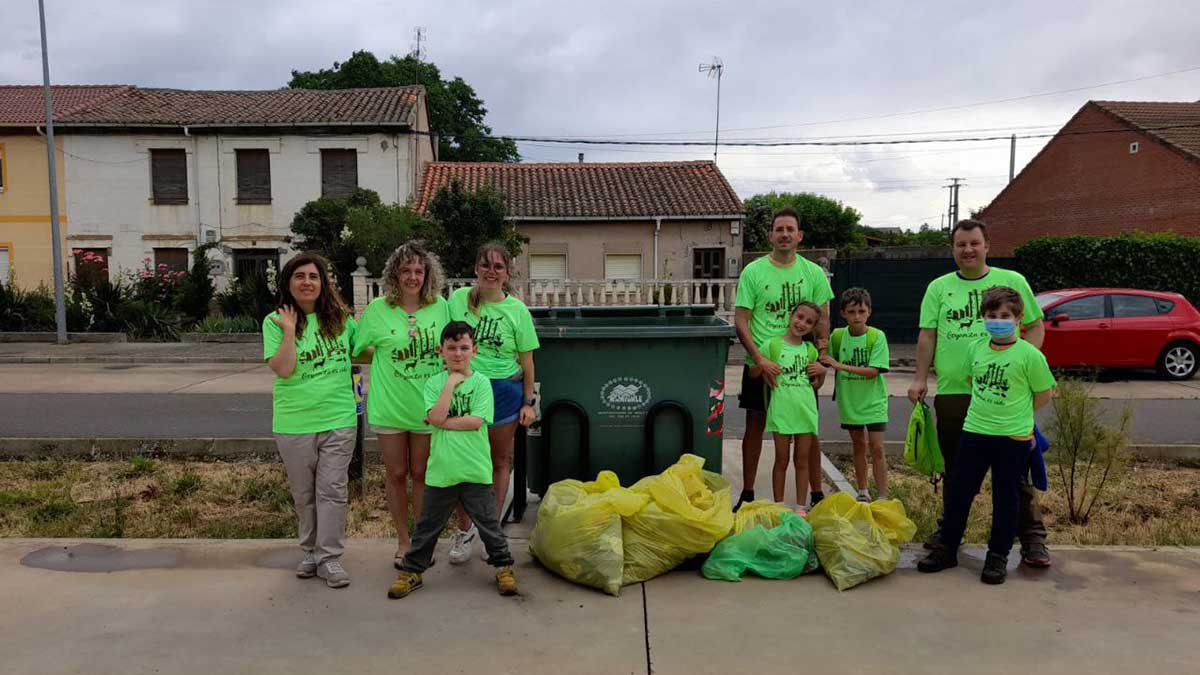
289, 51, 520, 163
425, 180, 525, 278
289, 188, 386, 298
343, 201, 438, 276
742, 192, 865, 251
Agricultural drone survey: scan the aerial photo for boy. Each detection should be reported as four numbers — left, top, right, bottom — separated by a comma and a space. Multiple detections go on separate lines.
820, 288, 890, 502
917, 286, 1055, 585
388, 321, 519, 599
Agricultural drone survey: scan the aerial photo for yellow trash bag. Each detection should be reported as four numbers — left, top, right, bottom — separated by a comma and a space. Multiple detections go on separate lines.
869, 498, 918, 545
733, 500, 791, 534
529, 471, 648, 596
806, 492, 903, 591
621, 454, 734, 585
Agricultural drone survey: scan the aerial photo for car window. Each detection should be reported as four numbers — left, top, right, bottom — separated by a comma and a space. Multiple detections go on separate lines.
1111, 294, 1160, 318
1048, 295, 1106, 320
1154, 298, 1176, 314
1036, 292, 1066, 309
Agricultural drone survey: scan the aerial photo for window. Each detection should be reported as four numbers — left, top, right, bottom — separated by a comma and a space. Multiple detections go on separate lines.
529, 254, 567, 280
693, 248, 725, 279
72, 248, 110, 285
233, 249, 279, 285
320, 149, 358, 199
1155, 298, 1176, 314
604, 254, 642, 280
1129, 142, 1139, 154
150, 149, 188, 205
154, 248, 189, 274
1047, 295, 1106, 321
236, 149, 272, 204
0, 246, 10, 287
1111, 294, 1159, 318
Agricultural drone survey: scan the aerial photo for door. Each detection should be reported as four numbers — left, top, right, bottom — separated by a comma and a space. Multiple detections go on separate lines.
233, 249, 279, 285
1042, 294, 1111, 368
692, 248, 724, 304
1109, 293, 1175, 367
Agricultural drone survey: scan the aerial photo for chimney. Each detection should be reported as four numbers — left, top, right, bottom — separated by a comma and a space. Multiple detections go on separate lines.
578, 153, 584, 163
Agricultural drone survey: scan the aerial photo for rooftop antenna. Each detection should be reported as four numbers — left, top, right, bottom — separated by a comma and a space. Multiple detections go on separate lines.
698, 56, 724, 162
410, 27, 427, 62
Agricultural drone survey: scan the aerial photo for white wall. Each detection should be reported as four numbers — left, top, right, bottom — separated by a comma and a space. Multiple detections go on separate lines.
64, 131, 417, 286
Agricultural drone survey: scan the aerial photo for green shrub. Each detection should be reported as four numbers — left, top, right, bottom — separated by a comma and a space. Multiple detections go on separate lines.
120, 299, 181, 341
0, 283, 56, 331
30, 499, 78, 524
1048, 379, 1132, 524
171, 473, 203, 497
193, 315, 260, 333
175, 244, 217, 324
1014, 233, 1200, 304
217, 275, 275, 321
125, 456, 156, 478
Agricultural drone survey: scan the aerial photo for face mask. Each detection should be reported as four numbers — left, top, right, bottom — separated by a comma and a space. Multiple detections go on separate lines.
985, 319, 1016, 339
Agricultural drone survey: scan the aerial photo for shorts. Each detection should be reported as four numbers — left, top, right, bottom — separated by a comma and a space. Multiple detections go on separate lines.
371, 425, 431, 436
490, 376, 523, 428
840, 422, 888, 432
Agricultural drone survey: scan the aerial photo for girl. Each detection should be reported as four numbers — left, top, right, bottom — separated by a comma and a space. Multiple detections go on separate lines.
353, 242, 449, 569
263, 253, 357, 589
445, 242, 540, 564
762, 302, 826, 509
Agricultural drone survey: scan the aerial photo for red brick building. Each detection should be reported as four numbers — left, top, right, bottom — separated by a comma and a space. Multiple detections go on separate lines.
980, 100, 1200, 255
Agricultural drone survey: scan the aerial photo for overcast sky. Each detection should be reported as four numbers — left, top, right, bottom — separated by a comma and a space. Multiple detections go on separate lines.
3, 0, 1199, 228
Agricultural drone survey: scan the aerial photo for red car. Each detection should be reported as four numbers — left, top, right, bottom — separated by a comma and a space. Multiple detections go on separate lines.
1036, 288, 1200, 380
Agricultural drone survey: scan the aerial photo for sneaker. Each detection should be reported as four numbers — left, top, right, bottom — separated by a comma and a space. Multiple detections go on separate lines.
733, 489, 755, 513
496, 566, 519, 596
923, 528, 942, 550
981, 552, 1008, 585
809, 491, 825, 507
855, 491, 871, 503
1020, 543, 1052, 568
917, 546, 958, 574
387, 571, 423, 599
316, 559, 350, 589
448, 525, 477, 565
295, 551, 318, 578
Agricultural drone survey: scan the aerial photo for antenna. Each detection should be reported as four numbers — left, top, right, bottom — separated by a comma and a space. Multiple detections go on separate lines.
411, 27, 427, 62
698, 56, 724, 162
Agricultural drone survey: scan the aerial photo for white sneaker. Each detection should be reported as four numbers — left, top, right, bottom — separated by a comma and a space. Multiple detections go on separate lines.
296, 551, 318, 578
316, 559, 350, 588
448, 525, 477, 565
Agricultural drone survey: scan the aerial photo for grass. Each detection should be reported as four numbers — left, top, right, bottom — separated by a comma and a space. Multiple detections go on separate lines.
837, 458, 1200, 547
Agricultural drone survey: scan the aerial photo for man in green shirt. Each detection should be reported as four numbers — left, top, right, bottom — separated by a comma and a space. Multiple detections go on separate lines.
907, 219, 1051, 567
734, 207, 835, 509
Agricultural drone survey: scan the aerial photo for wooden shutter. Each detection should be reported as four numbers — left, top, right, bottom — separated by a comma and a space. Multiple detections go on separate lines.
236, 149, 272, 204
0, 247, 10, 287
321, 149, 358, 199
153, 248, 189, 273
530, 254, 567, 280
604, 254, 642, 280
150, 149, 188, 205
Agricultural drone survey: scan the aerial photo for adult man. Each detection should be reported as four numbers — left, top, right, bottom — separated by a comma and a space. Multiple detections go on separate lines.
734, 207, 834, 510
907, 219, 1051, 567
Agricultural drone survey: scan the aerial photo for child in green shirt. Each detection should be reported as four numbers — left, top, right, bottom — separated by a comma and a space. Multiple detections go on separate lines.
388, 321, 519, 599
918, 286, 1056, 585
762, 302, 827, 508
820, 287, 890, 502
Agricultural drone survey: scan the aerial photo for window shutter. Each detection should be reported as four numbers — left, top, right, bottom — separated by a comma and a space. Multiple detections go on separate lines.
0, 248, 10, 287
530, 254, 567, 280
321, 149, 358, 199
150, 149, 188, 205
236, 149, 272, 204
153, 248, 189, 273
605, 254, 642, 280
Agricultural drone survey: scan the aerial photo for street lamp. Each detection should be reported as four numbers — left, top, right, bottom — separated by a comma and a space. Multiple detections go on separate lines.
38, 0, 68, 344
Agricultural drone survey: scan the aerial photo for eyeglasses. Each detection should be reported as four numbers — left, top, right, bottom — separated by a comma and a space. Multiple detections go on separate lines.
476, 262, 508, 272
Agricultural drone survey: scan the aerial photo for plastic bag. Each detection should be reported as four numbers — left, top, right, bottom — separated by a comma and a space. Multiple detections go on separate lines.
904, 401, 945, 477
732, 500, 791, 534
868, 498, 917, 546
529, 471, 648, 596
701, 512, 818, 582
621, 454, 734, 585
806, 492, 902, 591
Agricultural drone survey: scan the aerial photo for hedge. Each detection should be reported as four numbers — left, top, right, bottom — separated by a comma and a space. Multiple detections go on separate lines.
1012, 233, 1200, 304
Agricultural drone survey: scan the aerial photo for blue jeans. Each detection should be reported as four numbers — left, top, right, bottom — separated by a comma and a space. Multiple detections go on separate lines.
940, 431, 1034, 557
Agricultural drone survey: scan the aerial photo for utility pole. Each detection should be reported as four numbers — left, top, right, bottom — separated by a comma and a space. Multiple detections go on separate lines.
1009, 134, 1016, 183
944, 177, 964, 226
38, 0, 67, 344
699, 57, 724, 162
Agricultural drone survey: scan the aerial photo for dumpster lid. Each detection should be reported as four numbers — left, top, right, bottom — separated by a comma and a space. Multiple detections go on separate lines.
531, 305, 735, 339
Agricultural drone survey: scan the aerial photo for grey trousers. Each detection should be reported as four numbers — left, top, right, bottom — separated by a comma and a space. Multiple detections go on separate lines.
401, 482, 514, 573
274, 427, 356, 564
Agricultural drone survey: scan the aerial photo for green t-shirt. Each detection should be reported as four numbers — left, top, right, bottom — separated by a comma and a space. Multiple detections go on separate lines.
263, 313, 358, 435
963, 339, 1056, 438
764, 338, 821, 435
918, 267, 1043, 395
354, 296, 450, 431
735, 254, 835, 349
422, 370, 495, 488
833, 328, 890, 426
448, 286, 540, 380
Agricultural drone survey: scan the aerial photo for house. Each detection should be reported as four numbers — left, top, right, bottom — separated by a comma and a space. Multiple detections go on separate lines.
414, 160, 745, 281
980, 100, 1200, 255
0, 86, 129, 287
0, 84, 435, 288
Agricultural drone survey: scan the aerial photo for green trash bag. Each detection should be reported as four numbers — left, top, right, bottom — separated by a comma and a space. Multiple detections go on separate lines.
904, 401, 945, 477
701, 512, 819, 582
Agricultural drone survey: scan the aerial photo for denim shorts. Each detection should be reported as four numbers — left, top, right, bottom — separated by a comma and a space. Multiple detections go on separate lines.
490, 376, 523, 428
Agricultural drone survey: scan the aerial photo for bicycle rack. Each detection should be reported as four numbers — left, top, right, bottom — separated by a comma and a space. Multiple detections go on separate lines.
642, 399, 694, 475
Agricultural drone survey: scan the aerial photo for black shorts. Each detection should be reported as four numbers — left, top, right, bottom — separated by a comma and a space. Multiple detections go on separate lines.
739, 364, 822, 414
840, 422, 888, 432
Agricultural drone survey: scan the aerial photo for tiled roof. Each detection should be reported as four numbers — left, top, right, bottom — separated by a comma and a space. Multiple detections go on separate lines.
416, 161, 745, 218
1093, 100, 1200, 161
0, 85, 132, 125
0, 85, 422, 128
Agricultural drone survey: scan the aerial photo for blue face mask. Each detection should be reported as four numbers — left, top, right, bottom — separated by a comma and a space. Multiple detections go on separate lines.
985, 318, 1016, 339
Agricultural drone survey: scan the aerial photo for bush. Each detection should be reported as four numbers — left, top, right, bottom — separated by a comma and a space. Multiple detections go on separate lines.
119, 299, 181, 341
425, 180, 525, 278
0, 283, 57, 331
174, 244, 217, 324
172, 473, 203, 497
217, 275, 275, 321
1047, 379, 1132, 524
193, 315, 260, 333
1014, 233, 1200, 304
124, 456, 157, 478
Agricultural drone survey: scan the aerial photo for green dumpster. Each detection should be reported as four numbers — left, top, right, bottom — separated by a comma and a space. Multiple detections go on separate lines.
525, 305, 734, 494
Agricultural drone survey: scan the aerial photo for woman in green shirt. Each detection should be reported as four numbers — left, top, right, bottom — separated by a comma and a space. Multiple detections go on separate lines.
353, 242, 449, 567
263, 253, 358, 589
445, 242, 540, 564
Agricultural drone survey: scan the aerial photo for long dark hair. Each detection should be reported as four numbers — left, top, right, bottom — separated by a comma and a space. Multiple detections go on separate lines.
277, 252, 350, 340
468, 242, 517, 315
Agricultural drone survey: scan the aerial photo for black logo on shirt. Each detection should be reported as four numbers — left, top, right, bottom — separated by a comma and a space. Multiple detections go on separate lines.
448, 388, 472, 418
475, 315, 506, 352
975, 362, 1011, 399
764, 281, 807, 323
946, 289, 984, 329
778, 351, 812, 388
297, 334, 349, 380
841, 345, 872, 382
390, 324, 439, 380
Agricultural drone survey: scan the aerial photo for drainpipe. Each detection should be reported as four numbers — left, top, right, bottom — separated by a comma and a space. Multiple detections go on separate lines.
653, 216, 663, 279
183, 126, 203, 248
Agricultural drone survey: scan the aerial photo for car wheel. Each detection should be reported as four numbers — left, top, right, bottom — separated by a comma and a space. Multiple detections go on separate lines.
1157, 342, 1198, 380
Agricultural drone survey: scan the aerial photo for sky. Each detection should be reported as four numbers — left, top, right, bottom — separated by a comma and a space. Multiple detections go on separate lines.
3, 0, 1199, 229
